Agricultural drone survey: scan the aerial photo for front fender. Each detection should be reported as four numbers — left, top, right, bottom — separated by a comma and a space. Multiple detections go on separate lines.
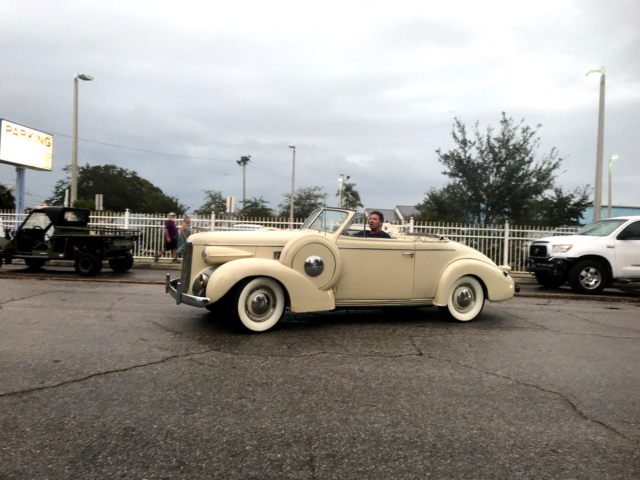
205, 258, 335, 313
433, 259, 515, 306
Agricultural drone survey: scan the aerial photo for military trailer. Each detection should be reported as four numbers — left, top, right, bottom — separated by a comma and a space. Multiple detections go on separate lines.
0, 207, 139, 277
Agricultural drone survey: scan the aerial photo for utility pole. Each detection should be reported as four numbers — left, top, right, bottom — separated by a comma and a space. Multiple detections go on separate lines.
236, 155, 251, 206
338, 173, 350, 207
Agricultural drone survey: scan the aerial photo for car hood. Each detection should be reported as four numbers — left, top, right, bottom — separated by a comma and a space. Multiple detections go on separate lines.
531, 235, 600, 245
189, 228, 322, 246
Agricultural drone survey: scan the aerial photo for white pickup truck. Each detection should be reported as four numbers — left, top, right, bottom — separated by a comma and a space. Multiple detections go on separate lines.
526, 216, 640, 294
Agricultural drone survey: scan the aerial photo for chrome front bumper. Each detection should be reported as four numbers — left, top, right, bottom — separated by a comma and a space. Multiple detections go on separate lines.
165, 274, 210, 307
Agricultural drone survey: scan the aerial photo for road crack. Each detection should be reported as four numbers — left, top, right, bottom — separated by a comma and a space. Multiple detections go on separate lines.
409, 338, 636, 444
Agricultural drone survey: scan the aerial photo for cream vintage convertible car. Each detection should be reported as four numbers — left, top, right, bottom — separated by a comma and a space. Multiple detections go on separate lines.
166, 208, 517, 332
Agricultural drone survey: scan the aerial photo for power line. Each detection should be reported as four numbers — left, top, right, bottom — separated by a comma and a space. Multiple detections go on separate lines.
51, 132, 235, 163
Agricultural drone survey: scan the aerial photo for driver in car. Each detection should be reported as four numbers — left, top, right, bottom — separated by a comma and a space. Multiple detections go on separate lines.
353, 211, 391, 238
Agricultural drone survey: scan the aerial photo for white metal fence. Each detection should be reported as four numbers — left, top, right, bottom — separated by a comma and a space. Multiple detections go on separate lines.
0, 210, 578, 272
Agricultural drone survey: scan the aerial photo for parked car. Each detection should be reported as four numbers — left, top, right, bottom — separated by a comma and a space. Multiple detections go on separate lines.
166, 208, 517, 333
0, 207, 139, 276
526, 216, 640, 293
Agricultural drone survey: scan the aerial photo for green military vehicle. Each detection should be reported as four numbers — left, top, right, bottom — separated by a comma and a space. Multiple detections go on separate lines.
0, 207, 139, 277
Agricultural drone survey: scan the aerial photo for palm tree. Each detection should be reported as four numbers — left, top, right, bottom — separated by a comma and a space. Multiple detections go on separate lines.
336, 182, 363, 209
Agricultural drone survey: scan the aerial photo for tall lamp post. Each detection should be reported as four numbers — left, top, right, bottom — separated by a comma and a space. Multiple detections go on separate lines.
586, 66, 606, 221
608, 154, 619, 219
236, 155, 251, 206
289, 145, 296, 228
71, 73, 94, 206
338, 173, 349, 207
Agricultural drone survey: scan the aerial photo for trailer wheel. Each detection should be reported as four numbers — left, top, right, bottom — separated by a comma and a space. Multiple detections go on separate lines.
109, 252, 134, 272
75, 253, 102, 277
25, 258, 47, 270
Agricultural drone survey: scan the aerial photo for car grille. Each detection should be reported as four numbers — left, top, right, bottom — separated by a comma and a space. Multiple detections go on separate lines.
529, 243, 549, 258
180, 242, 193, 294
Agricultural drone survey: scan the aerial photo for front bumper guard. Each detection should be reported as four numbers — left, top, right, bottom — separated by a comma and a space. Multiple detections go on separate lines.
165, 274, 210, 307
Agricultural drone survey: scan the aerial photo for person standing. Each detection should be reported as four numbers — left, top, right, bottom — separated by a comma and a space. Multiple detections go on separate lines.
177, 215, 192, 258
155, 212, 179, 262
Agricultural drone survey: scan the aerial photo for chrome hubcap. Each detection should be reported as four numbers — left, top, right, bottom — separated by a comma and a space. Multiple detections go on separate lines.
453, 285, 474, 312
246, 287, 276, 322
579, 267, 601, 289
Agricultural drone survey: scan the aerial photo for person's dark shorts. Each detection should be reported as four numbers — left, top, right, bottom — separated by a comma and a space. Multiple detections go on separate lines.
164, 238, 178, 250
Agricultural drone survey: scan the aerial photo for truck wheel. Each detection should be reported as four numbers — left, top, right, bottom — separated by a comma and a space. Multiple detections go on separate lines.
231, 277, 285, 333
109, 252, 134, 272
569, 260, 608, 294
535, 273, 565, 289
75, 253, 102, 277
25, 258, 47, 270
438, 276, 485, 322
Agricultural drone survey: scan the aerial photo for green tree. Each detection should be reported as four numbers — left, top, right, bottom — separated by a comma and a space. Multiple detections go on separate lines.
278, 186, 325, 218
417, 113, 590, 225
47, 164, 186, 214
239, 197, 274, 217
194, 190, 227, 216
336, 182, 363, 210
0, 184, 15, 209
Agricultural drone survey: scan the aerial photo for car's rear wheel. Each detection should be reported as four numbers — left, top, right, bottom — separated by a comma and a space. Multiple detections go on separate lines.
108, 252, 134, 272
535, 273, 565, 289
75, 253, 102, 277
438, 276, 485, 322
569, 260, 608, 294
25, 258, 47, 270
232, 277, 285, 333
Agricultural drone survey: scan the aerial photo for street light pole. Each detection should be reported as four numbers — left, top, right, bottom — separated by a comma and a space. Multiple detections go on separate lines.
236, 155, 251, 206
338, 173, 349, 207
289, 145, 296, 228
608, 154, 619, 219
586, 66, 606, 221
71, 73, 93, 206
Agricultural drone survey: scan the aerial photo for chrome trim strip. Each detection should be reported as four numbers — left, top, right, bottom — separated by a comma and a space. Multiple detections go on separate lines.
165, 274, 210, 308
335, 298, 434, 307
202, 243, 285, 247
338, 247, 456, 251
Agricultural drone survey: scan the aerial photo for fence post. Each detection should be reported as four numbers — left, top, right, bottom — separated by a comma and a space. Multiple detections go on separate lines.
503, 221, 509, 266
124, 209, 130, 229
210, 212, 216, 231
409, 217, 414, 233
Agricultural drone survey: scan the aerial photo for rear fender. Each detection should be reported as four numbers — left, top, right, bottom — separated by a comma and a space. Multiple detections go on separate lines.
433, 259, 515, 306
205, 258, 335, 313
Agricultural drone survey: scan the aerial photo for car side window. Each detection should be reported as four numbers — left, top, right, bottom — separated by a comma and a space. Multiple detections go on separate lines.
618, 221, 640, 240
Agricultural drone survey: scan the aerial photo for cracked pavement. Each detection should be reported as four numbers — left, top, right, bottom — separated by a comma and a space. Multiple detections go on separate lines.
1, 278, 639, 479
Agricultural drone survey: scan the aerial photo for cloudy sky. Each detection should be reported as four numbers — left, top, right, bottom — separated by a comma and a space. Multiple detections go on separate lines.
1, 0, 638, 214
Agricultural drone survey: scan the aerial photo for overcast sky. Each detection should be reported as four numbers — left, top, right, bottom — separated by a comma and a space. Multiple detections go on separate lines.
1, 0, 638, 214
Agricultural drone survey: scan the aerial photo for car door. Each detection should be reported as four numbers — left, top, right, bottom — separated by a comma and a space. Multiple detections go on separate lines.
335, 236, 415, 301
412, 238, 460, 298
614, 220, 640, 278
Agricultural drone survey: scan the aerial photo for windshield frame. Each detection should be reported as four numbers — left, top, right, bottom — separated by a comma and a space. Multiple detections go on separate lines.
300, 208, 354, 234
575, 219, 627, 237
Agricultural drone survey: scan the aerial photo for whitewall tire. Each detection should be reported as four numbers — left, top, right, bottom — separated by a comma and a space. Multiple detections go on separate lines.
438, 276, 485, 322
233, 277, 285, 332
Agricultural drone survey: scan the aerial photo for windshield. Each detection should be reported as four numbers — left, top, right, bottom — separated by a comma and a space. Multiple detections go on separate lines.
21, 212, 51, 230
576, 219, 626, 237
301, 209, 350, 234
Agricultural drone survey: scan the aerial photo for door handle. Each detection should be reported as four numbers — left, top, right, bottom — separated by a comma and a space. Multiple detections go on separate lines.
403, 252, 414, 257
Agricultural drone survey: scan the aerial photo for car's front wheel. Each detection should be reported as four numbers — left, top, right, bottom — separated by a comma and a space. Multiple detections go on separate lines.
232, 277, 285, 333
569, 260, 608, 294
535, 273, 565, 289
438, 276, 485, 322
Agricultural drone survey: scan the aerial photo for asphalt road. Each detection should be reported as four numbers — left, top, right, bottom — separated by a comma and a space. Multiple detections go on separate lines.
1, 275, 639, 479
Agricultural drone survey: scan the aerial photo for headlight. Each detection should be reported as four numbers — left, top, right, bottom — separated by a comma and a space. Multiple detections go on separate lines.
191, 267, 217, 297
552, 244, 573, 254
